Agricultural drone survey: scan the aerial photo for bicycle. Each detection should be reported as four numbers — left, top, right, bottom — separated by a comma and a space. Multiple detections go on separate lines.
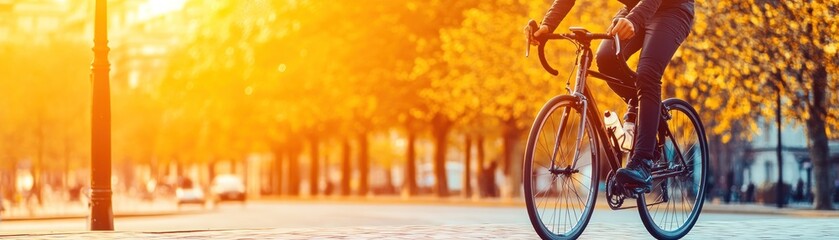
522, 20, 708, 240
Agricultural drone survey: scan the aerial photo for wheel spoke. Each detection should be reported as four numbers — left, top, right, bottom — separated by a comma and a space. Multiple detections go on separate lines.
525, 100, 598, 237
640, 103, 706, 236
569, 176, 588, 218
536, 176, 557, 219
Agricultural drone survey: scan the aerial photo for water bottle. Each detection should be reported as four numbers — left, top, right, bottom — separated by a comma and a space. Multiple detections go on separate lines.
604, 111, 631, 152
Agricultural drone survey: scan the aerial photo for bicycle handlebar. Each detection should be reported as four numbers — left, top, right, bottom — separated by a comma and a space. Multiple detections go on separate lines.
526, 20, 617, 76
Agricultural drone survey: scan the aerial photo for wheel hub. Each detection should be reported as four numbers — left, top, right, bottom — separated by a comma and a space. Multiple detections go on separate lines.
549, 165, 578, 176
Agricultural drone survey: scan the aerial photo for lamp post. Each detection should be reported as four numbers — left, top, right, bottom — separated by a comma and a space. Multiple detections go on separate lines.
775, 84, 784, 208
90, 0, 114, 230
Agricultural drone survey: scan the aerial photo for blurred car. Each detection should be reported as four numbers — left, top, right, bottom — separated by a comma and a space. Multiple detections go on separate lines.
210, 174, 246, 203
176, 178, 205, 207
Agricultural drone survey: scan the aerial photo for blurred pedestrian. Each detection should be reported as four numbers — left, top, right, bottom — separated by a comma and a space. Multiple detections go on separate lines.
744, 182, 755, 203
794, 179, 804, 202
705, 175, 715, 202
729, 185, 739, 203
833, 179, 839, 203
723, 171, 734, 203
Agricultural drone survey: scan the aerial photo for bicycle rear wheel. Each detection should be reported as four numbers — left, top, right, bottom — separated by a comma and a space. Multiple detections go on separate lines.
524, 95, 599, 240
637, 98, 708, 239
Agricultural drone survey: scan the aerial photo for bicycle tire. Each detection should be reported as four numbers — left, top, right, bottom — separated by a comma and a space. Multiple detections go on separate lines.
524, 95, 600, 240
636, 98, 708, 240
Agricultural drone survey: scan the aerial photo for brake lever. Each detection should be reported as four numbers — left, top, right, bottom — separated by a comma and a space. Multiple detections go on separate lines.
526, 19, 539, 58
614, 33, 621, 56
611, 19, 622, 56
526, 31, 531, 58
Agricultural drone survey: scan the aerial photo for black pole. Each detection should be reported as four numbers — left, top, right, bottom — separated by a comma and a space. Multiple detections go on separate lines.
776, 86, 784, 208
806, 164, 812, 202
90, 0, 114, 230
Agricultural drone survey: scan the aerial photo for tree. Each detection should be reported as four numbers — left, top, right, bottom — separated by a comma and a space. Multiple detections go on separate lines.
0, 30, 91, 204
437, 0, 628, 198
678, 0, 838, 209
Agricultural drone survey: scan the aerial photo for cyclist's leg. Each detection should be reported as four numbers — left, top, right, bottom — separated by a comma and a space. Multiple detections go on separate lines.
595, 10, 644, 123
615, 6, 693, 188
631, 6, 694, 162
596, 36, 643, 122
595, 21, 643, 105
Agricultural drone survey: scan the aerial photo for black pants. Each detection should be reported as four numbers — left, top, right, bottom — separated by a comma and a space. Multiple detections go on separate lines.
595, 4, 694, 161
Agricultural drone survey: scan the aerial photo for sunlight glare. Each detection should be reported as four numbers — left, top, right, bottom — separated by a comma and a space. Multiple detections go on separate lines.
139, 0, 186, 20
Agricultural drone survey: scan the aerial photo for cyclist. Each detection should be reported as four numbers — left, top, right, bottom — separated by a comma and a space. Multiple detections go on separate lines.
528, 0, 694, 191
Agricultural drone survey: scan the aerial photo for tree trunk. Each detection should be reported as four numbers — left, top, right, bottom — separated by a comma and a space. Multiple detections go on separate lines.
484, 160, 499, 198
403, 129, 418, 196
432, 115, 450, 197
64, 137, 71, 189
309, 135, 320, 196
9, 165, 17, 204
229, 160, 236, 175
323, 143, 333, 196
502, 119, 522, 198
710, 133, 722, 200
287, 144, 301, 196
35, 122, 44, 206
384, 165, 395, 195
358, 133, 370, 196
808, 67, 833, 210
208, 160, 216, 185
341, 138, 352, 196
241, 157, 249, 193
273, 147, 284, 195
476, 135, 489, 197
31, 168, 42, 206
463, 134, 472, 198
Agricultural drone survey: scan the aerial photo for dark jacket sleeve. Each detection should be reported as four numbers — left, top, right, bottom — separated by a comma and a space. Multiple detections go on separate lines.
613, 7, 630, 20
624, 0, 662, 30
540, 0, 576, 33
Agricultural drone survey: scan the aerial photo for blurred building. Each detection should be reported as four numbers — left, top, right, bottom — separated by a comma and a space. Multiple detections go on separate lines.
0, 0, 193, 90
0, 0, 75, 44
742, 117, 839, 199
1, 0, 95, 44
109, 0, 189, 92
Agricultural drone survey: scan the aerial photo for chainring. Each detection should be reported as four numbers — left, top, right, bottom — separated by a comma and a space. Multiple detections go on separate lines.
605, 170, 625, 209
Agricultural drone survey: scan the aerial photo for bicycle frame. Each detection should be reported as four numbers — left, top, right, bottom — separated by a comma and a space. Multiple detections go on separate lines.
539, 29, 691, 181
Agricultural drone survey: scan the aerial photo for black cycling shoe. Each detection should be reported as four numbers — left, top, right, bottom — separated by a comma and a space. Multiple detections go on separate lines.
616, 158, 653, 191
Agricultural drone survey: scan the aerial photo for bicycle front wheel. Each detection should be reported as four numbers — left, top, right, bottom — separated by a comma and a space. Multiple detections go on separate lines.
524, 95, 599, 240
637, 98, 708, 240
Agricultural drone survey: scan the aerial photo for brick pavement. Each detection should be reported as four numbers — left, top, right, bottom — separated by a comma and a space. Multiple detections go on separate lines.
4, 194, 837, 221
6, 219, 839, 240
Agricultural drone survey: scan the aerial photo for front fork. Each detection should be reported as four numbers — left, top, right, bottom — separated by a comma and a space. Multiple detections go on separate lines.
548, 97, 588, 172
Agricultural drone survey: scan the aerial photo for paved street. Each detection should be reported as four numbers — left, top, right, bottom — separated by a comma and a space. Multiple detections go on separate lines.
1, 201, 837, 239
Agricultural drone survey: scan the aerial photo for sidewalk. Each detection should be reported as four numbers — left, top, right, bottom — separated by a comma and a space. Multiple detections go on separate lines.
701, 202, 839, 217
3, 194, 836, 221
1, 196, 204, 222
256, 195, 839, 217
0, 224, 538, 239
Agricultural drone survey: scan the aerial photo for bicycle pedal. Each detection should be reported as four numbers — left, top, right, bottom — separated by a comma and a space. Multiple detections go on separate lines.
635, 187, 651, 194
622, 184, 651, 195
